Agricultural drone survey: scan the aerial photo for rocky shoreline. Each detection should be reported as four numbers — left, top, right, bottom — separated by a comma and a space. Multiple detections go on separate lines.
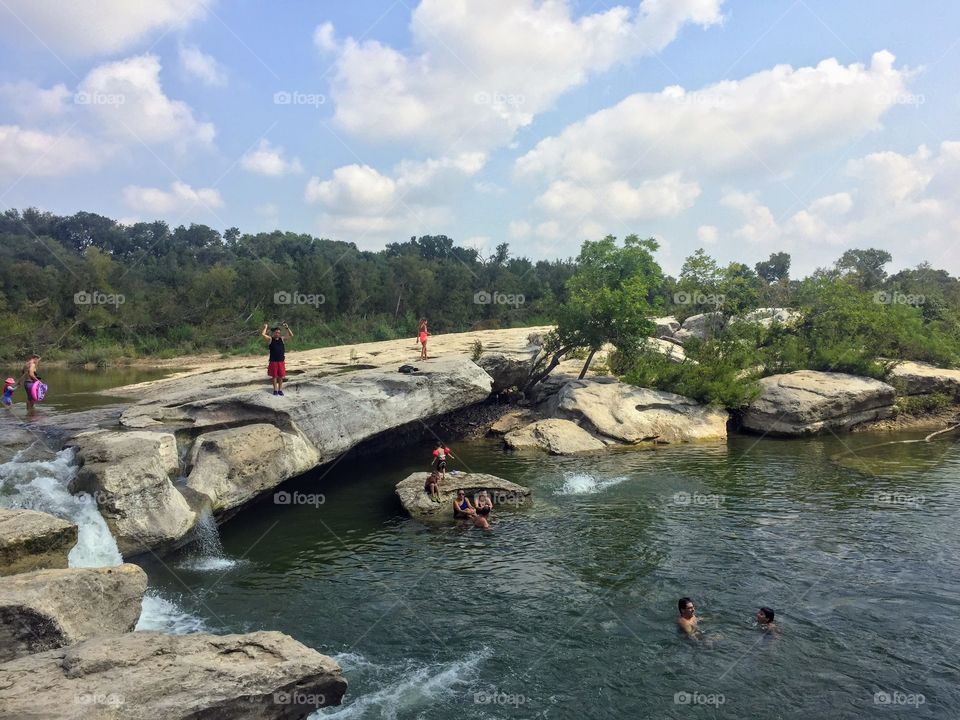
2, 325, 959, 717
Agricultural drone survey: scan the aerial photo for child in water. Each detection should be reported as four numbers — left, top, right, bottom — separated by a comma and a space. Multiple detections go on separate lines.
1, 378, 15, 408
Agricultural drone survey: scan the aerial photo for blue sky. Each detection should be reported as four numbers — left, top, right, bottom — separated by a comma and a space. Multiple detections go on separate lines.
1, 0, 959, 276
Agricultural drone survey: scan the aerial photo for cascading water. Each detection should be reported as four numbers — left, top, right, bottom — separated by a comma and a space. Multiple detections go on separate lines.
0, 444, 204, 633
177, 508, 239, 571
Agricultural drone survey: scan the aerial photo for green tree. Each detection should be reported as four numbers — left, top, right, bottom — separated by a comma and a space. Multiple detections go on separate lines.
754, 252, 791, 283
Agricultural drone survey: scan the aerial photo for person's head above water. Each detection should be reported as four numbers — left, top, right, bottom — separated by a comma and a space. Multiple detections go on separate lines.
757, 607, 775, 624
678, 597, 695, 615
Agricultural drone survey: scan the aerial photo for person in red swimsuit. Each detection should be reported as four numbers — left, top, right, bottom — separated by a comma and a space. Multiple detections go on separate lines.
261, 322, 294, 396
417, 318, 429, 360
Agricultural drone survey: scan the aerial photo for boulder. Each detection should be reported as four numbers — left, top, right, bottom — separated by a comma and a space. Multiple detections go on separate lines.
651, 316, 680, 338
729, 307, 802, 328
477, 352, 537, 393
68, 430, 197, 558
504, 419, 607, 454
888, 360, 960, 397
0, 564, 146, 662
550, 378, 729, 443
639, 337, 689, 364
0, 508, 77, 576
186, 424, 320, 517
0, 630, 347, 719
680, 312, 726, 340
488, 409, 537, 435
741, 370, 896, 435
672, 328, 694, 344
396, 472, 531, 521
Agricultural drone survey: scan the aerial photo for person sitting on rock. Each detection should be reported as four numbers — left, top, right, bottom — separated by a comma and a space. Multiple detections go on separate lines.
424, 471, 442, 503
432, 441, 454, 479
453, 489, 476, 519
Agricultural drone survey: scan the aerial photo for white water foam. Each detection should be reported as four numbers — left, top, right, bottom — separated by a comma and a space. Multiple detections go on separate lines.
315, 648, 492, 719
0, 446, 203, 633
556, 472, 629, 496
176, 509, 242, 572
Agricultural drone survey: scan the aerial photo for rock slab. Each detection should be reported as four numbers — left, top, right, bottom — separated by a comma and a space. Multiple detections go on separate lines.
396, 472, 531, 521
741, 370, 896, 435
0, 630, 347, 720
504, 419, 607, 454
0, 508, 77, 576
888, 360, 960, 397
0, 563, 146, 662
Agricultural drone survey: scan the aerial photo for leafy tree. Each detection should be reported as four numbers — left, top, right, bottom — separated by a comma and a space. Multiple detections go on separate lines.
835, 248, 893, 290
754, 252, 791, 283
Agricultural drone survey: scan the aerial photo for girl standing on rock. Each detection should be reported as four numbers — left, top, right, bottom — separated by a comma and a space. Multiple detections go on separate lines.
417, 318, 429, 360
261, 322, 293, 396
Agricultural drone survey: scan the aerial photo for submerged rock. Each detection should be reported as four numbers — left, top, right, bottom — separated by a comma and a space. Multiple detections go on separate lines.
395, 472, 531, 521
550, 378, 729, 443
0, 508, 77, 576
741, 370, 896, 435
0, 630, 347, 720
0, 563, 146, 662
67, 430, 196, 557
504, 419, 607, 455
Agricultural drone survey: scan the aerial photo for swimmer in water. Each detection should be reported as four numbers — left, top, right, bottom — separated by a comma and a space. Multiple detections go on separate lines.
677, 597, 698, 637
756, 606, 778, 634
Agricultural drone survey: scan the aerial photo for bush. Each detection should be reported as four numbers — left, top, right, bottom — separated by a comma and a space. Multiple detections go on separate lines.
470, 339, 483, 362
895, 393, 955, 416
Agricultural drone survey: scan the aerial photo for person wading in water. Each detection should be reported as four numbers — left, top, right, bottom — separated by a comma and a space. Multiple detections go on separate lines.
261, 322, 293, 396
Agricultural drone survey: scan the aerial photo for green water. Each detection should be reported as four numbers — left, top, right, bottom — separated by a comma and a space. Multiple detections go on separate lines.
140, 430, 960, 719
1, 365, 173, 413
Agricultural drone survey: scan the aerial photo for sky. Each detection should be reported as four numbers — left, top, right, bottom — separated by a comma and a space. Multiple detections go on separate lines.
1, 0, 959, 277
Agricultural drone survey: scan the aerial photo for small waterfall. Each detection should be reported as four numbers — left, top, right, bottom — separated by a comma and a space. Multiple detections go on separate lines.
0, 445, 204, 633
177, 508, 239, 571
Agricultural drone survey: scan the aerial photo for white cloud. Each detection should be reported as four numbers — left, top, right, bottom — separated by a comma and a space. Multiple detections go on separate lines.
327, 0, 723, 153
123, 181, 223, 214
697, 225, 718, 244
508, 220, 532, 240
179, 45, 227, 87
718, 142, 960, 272
0, 125, 100, 178
77, 54, 215, 147
536, 173, 700, 220
518, 51, 908, 184
240, 139, 303, 176
0, 82, 70, 121
0, 0, 208, 56
313, 22, 339, 53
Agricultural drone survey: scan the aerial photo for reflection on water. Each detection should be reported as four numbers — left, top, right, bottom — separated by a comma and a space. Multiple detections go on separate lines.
134, 432, 960, 718
0, 365, 174, 413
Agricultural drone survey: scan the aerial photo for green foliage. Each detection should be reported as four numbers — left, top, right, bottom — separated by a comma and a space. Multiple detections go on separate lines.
755, 252, 791, 283
895, 393, 954, 416
470, 339, 483, 362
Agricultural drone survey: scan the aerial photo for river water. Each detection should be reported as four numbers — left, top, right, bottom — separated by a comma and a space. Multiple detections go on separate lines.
2, 368, 958, 718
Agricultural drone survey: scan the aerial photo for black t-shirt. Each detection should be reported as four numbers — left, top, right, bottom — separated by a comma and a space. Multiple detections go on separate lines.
269, 338, 285, 362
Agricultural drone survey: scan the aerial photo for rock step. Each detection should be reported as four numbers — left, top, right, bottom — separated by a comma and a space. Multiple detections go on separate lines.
0, 508, 77, 577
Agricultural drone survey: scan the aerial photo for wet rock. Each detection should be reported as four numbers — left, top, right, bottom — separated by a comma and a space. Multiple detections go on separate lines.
0, 508, 77, 576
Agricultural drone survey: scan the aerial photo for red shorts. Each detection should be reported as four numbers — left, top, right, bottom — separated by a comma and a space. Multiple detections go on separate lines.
267, 361, 286, 378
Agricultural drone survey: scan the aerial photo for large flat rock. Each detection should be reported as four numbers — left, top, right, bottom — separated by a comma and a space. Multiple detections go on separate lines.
504, 419, 607, 455
67, 430, 196, 557
551, 378, 729, 443
741, 370, 896, 435
0, 630, 347, 719
0, 563, 146, 662
888, 360, 960, 397
396, 472, 531, 521
0, 508, 77, 576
